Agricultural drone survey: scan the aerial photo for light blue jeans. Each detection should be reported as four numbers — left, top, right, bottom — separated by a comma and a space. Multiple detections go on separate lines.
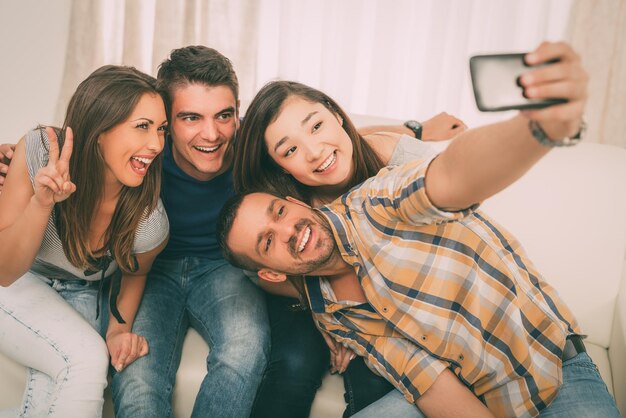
352, 352, 620, 418
106, 256, 270, 418
0, 272, 109, 418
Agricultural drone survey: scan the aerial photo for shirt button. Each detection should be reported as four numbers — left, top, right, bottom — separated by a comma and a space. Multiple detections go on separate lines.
421, 335, 427, 341
382, 307, 388, 313
459, 354, 464, 361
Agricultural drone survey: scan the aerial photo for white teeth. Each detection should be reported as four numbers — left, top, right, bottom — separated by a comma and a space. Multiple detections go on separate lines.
194, 144, 220, 152
131, 156, 153, 164
316, 152, 336, 172
298, 226, 311, 252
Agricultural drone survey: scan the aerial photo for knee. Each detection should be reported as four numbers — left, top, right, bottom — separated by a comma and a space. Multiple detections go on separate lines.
60, 335, 109, 387
267, 346, 327, 384
211, 334, 269, 375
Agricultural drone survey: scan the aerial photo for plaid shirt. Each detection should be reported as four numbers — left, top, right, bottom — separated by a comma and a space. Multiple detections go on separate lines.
306, 157, 581, 418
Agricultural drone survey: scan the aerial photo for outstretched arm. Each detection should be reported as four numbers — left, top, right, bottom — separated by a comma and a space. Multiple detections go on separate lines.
357, 112, 467, 141
425, 42, 587, 211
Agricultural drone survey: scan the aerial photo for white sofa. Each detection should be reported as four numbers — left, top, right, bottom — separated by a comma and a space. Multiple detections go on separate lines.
1, 119, 626, 417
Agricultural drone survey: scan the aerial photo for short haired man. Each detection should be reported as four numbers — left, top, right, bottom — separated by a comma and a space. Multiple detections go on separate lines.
218, 42, 620, 417
105, 46, 270, 418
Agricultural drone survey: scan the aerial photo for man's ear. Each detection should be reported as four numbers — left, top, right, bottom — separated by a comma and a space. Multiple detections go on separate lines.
285, 196, 311, 208
257, 269, 287, 283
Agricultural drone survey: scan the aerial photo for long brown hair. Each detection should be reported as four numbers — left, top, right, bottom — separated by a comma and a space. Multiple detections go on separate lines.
234, 81, 384, 202
54, 65, 163, 273
233, 81, 385, 304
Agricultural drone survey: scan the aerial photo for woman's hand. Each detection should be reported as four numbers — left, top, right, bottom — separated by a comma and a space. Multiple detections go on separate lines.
422, 112, 467, 141
520, 41, 588, 139
106, 330, 149, 372
0, 143, 16, 192
33, 127, 76, 208
320, 331, 356, 374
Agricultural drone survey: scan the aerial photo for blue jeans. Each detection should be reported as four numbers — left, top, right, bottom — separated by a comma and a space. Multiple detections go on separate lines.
0, 273, 108, 418
251, 294, 328, 418
105, 257, 270, 418
352, 352, 620, 418
252, 295, 397, 418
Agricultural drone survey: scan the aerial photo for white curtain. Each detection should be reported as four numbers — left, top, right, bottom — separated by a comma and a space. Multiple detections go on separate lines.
253, 0, 573, 128
59, 0, 594, 133
567, 0, 626, 148
57, 0, 259, 123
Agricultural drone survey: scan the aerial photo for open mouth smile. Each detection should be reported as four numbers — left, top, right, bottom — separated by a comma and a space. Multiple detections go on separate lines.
297, 225, 311, 253
130, 155, 154, 175
193, 144, 222, 153
314, 151, 337, 172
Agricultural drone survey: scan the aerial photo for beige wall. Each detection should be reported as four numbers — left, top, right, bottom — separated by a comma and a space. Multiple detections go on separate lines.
0, 0, 71, 140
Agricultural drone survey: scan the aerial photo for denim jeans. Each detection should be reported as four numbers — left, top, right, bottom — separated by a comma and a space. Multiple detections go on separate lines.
105, 257, 270, 418
351, 352, 620, 418
342, 356, 396, 417
251, 294, 329, 418
252, 295, 397, 418
0, 272, 109, 418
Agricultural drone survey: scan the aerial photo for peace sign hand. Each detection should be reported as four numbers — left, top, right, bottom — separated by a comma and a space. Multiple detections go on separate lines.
33, 127, 76, 209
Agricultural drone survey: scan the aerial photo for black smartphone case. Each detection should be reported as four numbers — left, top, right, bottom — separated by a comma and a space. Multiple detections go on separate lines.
469, 53, 567, 112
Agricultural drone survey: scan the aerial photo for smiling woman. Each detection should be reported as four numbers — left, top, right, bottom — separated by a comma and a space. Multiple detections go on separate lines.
0, 65, 169, 418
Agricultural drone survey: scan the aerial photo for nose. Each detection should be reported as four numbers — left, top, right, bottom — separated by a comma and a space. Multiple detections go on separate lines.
147, 130, 164, 153
303, 141, 323, 163
276, 220, 296, 244
201, 120, 219, 142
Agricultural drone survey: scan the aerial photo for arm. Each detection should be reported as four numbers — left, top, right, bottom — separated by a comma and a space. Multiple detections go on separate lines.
425, 42, 587, 211
357, 112, 467, 141
417, 369, 495, 418
0, 143, 15, 192
0, 130, 75, 286
323, 324, 492, 417
106, 237, 168, 372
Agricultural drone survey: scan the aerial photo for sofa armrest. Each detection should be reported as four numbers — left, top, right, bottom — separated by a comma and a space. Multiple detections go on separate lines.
609, 264, 626, 416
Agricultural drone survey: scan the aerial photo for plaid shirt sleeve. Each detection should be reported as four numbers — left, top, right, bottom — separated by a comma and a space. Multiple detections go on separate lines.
360, 156, 477, 226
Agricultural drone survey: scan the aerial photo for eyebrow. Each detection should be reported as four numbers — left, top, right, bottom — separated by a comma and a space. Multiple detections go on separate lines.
273, 111, 318, 153
130, 118, 155, 124
255, 198, 279, 256
176, 106, 235, 119
176, 111, 200, 119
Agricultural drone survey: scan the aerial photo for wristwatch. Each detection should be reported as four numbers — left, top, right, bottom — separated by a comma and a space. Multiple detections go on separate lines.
404, 120, 423, 140
528, 120, 585, 147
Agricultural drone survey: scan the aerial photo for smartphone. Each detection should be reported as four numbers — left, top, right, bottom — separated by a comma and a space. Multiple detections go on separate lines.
469, 53, 567, 112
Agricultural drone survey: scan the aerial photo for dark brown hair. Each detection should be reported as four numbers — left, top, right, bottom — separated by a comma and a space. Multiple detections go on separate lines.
54, 65, 163, 273
233, 80, 384, 202
156, 45, 239, 121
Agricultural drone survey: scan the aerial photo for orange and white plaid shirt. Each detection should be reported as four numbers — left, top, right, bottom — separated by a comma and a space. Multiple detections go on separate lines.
307, 157, 581, 418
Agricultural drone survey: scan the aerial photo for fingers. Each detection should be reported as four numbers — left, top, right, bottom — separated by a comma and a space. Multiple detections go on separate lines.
330, 342, 356, 374
109, 333, 149, 372
519, 41, 587, 139
59, 127, 74, 163
524, 80, 586, 103
525, 41, 580, 66
320, 331, 338, 356
45, 127, 60, 165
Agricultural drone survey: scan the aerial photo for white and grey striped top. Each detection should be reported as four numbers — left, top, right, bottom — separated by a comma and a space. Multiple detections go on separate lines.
24, 128, 169, 281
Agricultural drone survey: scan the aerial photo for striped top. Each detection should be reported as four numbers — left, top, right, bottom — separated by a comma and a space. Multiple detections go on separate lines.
24, 128, 169, 281
307, 156, 581, 417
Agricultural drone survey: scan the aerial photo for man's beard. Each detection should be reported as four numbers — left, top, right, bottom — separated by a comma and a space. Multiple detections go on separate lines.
287, 211, 338, 275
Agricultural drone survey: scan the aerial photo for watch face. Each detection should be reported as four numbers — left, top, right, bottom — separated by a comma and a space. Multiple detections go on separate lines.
406, 120, 420, 130
405, 120, 422, 139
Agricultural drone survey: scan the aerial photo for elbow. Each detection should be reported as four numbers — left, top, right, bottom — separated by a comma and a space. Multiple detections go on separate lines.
0, 265, 26, 287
